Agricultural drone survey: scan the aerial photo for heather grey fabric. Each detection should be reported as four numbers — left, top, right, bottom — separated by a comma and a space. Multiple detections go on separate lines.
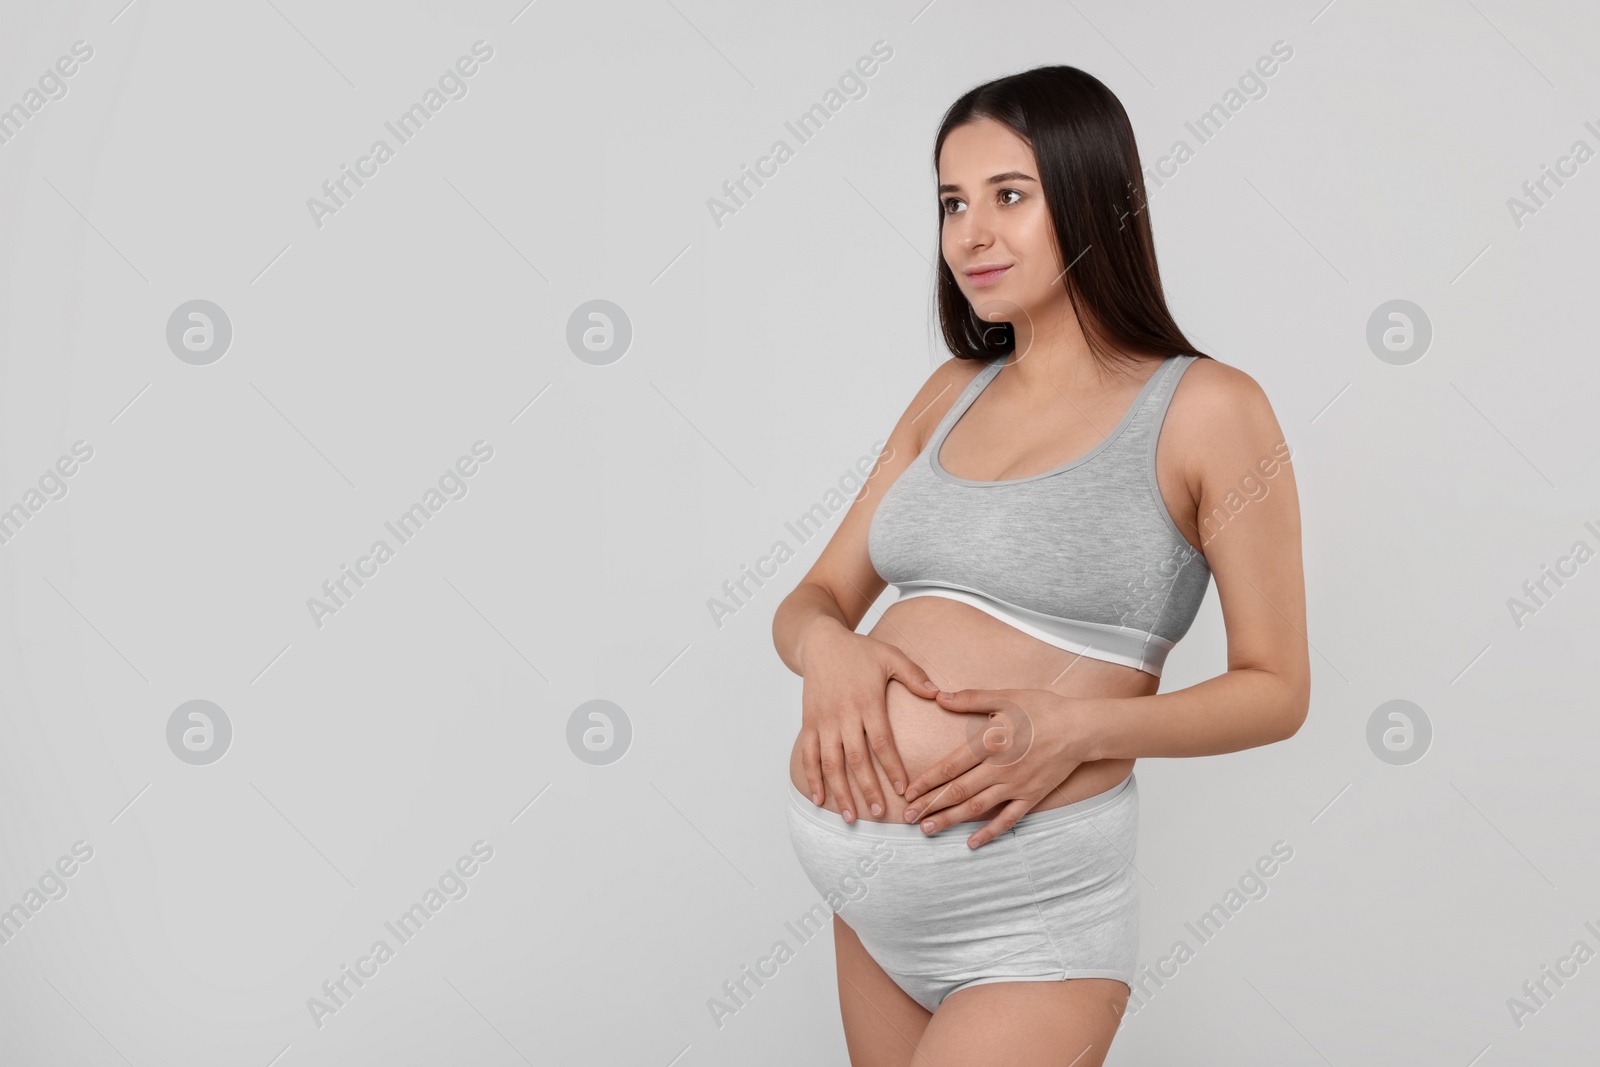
867, 354, 1211, 676
785, 774, 1140, 1012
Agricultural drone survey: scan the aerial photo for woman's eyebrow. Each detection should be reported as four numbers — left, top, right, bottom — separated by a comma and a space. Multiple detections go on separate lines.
937, 170, 1038, 193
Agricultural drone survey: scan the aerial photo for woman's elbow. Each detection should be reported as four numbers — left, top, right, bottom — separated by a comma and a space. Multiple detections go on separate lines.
1275, 673, 1311, 741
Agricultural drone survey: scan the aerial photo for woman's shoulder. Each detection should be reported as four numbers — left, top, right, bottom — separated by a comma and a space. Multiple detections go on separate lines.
1167, 355, 1291, 479
930, 354, 997, 391
1170, 355, 1276, 419
895, 355, 995, 449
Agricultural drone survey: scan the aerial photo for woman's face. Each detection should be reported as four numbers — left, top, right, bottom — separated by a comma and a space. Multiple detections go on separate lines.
937, 117, 1066, 322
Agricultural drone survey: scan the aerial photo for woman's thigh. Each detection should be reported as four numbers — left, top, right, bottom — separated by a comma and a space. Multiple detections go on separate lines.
917, 977, 1130, 1066
834, 915, 932, 1067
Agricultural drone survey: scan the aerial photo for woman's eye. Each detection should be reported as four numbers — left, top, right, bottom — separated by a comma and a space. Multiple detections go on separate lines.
941, 190, 1021, 215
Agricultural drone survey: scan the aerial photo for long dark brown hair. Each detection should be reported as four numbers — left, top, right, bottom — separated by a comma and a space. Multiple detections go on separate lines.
933, 65, 1210, 375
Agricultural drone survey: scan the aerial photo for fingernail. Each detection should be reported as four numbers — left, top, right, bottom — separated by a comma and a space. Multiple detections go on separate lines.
938, 691, 954, 699
921, 819, 937, 833
812, 792, 821, 805
894, 781, 905, 795
904, 809, 918, 822
870, 803, 882, 817
843, 809, 853, 822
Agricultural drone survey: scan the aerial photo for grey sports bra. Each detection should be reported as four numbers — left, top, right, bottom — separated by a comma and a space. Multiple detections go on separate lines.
867, 353, 1210, 677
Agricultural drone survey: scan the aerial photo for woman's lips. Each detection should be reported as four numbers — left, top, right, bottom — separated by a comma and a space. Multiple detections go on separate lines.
967, 266, 1010, 288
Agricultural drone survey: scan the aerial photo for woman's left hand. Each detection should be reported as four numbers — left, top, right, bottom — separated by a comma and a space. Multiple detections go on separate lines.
901, 687, 1092, 849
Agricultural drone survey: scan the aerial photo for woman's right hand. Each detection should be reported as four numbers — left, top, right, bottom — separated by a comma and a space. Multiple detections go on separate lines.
796, 623, 941, 822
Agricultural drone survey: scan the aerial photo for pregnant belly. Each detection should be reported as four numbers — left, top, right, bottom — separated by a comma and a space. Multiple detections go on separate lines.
788, 595, 1155, 827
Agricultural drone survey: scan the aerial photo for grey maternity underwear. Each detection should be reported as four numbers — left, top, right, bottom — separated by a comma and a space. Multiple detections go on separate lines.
785, 772, 1140, 1013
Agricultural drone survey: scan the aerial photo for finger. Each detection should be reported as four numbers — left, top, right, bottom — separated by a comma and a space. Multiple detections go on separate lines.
820, 735, 856, 823
800, 729, 825, 806
910, 784, 1012, 838
934, 687, 1014, 713
860, 697, 910, 798
902, 741, 986, 806
887, 654, 941, 699
964, 797, 1034, 850
839, 725, 888, 819
904, 760, 991, 821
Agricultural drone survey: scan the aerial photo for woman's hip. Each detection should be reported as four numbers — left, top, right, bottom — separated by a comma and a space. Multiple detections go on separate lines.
783, 771, 1139, 919
783, 772, 1140, 1003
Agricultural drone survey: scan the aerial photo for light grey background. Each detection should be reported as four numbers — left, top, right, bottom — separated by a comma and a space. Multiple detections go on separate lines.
1, 0, 1597, 1063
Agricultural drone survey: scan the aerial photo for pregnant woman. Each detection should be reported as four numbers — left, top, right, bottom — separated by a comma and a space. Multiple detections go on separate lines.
772, 66, 1309, 1065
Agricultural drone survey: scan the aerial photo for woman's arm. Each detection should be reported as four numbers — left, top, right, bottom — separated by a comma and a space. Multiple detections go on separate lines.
1081, 360, 1310, 758
772, 358, 976, 812
771, 359, 966, 668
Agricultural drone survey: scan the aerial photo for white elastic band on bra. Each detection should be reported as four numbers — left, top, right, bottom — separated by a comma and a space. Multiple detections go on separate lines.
892, 583, 1173, 676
